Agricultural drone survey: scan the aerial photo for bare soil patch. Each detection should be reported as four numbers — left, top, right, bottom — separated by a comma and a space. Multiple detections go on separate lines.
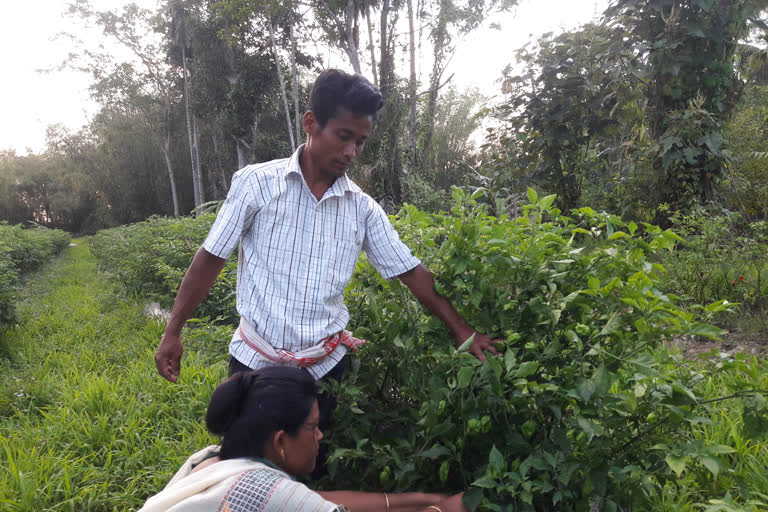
670, 327, 768, 360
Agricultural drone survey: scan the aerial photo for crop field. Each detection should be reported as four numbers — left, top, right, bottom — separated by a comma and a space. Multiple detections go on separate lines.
1, 194, 768, 511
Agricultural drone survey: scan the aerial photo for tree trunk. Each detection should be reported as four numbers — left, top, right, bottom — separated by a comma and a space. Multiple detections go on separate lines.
373, 0, 402, 205
406, 0, 417, 153
290, 20, 301, 144
365, 6, 378, 86
193, 113, 205, 205
162, 114, 180, 218
181, 45, 202, 210
235, 137, 250, 170
268, 19, 296, 152
421, 0, 449, 167
343, 0, 362, 73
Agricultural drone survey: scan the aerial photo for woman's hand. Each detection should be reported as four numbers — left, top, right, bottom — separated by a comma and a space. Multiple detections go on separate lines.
418, 493, 468, 512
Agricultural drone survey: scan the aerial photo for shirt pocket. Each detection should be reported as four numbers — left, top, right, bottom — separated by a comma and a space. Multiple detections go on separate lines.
319, 229, 362, 294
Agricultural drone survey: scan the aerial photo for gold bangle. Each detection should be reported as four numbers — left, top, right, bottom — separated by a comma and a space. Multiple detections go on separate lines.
384, 492, 390, 512
427, 507, 442, 512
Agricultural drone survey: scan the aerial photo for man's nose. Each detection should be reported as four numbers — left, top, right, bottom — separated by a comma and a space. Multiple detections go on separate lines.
343, 142, 357, 159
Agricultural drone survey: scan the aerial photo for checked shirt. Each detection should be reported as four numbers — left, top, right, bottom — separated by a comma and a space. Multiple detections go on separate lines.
203, 145, 420, 379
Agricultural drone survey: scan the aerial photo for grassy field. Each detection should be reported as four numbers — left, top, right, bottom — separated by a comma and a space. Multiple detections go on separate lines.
0, 240, 228, 511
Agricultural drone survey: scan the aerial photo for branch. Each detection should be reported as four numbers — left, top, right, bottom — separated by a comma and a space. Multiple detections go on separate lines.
416, 72, 455, 98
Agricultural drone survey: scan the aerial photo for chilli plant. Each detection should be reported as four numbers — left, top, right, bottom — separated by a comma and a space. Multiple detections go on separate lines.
320, 188, 768, 511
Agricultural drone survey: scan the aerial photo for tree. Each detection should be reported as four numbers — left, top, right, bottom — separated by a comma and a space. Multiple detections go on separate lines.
65, 0, 184, 217
168, 0, 205, 209
418, 0, 517, 167
605, 0, 768, 220
491, 25, 638, 211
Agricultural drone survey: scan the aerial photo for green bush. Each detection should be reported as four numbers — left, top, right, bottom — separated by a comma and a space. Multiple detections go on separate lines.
89, 214, 238, 323
317, 188, 766, 510
0, 224, 71, 330
659, 208, 768, 331
84, 191, 768, 509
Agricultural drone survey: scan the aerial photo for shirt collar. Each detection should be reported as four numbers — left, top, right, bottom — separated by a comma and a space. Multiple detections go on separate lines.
284, 144, 361, 199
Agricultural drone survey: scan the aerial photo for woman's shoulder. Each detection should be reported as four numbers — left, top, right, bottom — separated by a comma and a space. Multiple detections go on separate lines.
227, 469, 342, 512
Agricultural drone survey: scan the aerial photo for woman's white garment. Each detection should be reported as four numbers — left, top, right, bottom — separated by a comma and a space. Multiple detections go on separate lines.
139, 445, 343, 512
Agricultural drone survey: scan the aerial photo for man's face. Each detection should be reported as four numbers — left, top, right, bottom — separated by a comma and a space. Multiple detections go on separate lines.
304, 108, 373, 178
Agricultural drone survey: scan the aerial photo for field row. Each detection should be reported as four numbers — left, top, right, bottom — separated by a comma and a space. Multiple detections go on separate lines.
0, 224, 70, 331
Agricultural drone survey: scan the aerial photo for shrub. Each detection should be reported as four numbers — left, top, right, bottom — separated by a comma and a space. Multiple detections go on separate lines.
319, 188, 764, 510
89, 214, 238, 323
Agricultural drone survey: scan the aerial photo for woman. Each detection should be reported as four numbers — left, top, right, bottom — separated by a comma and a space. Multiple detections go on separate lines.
140, 367, 467, 512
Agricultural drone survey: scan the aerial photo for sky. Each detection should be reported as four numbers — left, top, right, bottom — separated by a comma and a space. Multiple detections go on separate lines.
0, 0, 609, 155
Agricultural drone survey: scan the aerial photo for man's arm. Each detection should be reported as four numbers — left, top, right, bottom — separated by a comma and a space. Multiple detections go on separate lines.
398, 264, 499, 361
155, 247, 228, 382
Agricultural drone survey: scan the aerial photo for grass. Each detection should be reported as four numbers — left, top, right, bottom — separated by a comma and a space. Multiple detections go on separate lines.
0, 240, 229, 511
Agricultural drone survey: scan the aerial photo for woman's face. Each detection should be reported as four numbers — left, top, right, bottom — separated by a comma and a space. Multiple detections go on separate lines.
283, 400, 323, 476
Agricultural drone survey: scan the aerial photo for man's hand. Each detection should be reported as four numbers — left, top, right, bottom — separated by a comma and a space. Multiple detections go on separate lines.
463, 331, 502, 362
400, 265, 505, 363
155, 332, 183, 382
153, 247, 227, 382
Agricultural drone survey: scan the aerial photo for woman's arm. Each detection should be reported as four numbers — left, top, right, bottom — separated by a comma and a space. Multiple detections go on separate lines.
316, 491, 453, 512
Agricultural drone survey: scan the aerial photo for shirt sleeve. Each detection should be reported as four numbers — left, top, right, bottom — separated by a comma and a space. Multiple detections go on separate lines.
362, 200, 421, 280
203, 169, 260, 259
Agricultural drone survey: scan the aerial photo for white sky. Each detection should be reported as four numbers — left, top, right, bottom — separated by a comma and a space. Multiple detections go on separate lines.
0, 0, 608, 155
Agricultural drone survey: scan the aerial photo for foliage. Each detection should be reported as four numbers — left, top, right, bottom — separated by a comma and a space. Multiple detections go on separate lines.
0, 224, 70, 331
89, 213, 238, 323
317, 188, 768, 510
0, 241, 227, 510
490, 24, 638, 212
659, 207, 768, 331
723, 86, 768, 218
605, 0, 768, 217
4, 197, 768, 510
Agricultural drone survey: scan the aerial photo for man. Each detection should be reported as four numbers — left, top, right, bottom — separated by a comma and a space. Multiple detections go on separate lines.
155, 69, 499, 411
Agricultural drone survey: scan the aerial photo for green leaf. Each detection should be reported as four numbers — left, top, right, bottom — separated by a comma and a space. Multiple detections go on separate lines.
489, 445, 505, 471
504, 349, 517, 372
526, 187, 538, 204
699, 455, 721, 478
514, 361, 539, 378
457, 333, 475, 352
471, 475, 497, 488
457, 366, 474, 389
688, 323, 724, 340
665, 454, 688, 477
418, 445, 451, 459
588, 277, 601, 290
539, 194, 556, 209
577, 416, 605, 440
599, 312, 621, 336
463, 488, 484, 510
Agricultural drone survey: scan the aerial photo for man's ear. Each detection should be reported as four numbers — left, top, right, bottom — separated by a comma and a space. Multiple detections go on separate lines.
302, 111, 317, 138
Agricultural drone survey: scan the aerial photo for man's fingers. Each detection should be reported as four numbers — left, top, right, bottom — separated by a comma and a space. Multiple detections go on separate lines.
472, 345, 487, 362
155, 352, 180, 383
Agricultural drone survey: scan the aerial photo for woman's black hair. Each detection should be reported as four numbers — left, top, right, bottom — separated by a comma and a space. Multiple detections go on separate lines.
310, 69, 383, 128
206, 366, 318, 460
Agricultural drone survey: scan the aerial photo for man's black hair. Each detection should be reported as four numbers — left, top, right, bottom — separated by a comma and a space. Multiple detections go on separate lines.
206, 367, 317, 461
310, 69, 383, 128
